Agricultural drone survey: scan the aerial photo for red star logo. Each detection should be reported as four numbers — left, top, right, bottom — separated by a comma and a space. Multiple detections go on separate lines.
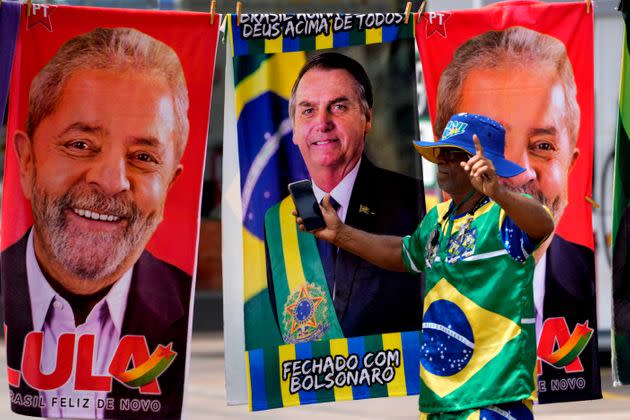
421, 12, 451, 39
284, 285, 324, 336
27, 4, 58, 32
155, 343, 177, 360
574, 321, 592, 337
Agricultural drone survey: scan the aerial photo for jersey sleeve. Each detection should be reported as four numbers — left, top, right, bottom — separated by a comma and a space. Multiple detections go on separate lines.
499, 201, 552, 263
402, 224, 425, 274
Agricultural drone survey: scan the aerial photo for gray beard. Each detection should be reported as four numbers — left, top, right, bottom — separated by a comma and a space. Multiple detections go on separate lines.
502, 181, 563, 224
31, 182, 158, 282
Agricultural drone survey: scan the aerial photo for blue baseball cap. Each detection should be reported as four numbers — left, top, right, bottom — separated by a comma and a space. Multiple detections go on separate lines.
413, 113, 525, 178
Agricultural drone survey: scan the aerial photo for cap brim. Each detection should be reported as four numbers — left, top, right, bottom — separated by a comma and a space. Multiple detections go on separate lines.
485, 152, 526, 178
413, 141, 525, 178
413, 140, 473, 163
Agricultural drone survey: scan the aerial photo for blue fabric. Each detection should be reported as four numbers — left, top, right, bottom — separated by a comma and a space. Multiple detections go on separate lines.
401, 331, 421, 395
478, 400, 533, 420
248, 349, 268, 410
231, 15, 249, 56
0, 1, 21, 125
501, 215, 536, 263
347, 336, 370, 399
237, 89, 308, 239
294, 342, 317, 404
332, 30, 350, 48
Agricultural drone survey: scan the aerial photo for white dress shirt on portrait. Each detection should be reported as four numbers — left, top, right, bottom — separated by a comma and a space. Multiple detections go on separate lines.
26, 230, 132, 419
311, 157, 361, 224
533, 253, 547, 342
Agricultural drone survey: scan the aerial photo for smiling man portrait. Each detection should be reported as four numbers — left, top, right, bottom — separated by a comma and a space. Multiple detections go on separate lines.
264, 52, 423, 343
2, 27, 191, 419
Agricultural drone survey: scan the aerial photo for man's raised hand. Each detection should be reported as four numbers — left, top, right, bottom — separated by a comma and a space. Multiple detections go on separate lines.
461, 134, 499, 197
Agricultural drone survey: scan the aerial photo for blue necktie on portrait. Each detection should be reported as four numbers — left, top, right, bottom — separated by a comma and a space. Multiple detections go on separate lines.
316, 196, 340, 300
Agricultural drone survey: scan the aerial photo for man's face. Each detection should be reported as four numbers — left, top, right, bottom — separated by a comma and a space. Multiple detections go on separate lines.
435, 148, 472, 196
457, 64, 579, 224
292, 68, 371, 177
16, 68, 182, 288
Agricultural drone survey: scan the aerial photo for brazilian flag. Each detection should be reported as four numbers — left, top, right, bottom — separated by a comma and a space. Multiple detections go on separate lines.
613, 0, 630, 384
230, 19, 309, 350
228, 13, 420, 410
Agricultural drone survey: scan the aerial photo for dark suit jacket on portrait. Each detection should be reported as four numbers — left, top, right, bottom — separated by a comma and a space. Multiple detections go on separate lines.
539, 234, 601, 403
614, 204, 630, 334
613, 204, 630, 382
1, 230, 191, 419
266, 158, 424, 339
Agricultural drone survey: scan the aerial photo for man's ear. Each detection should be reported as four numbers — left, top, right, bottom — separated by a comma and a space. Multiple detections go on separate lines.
168, 164, 184, 191
14, 131, 35, 200
364, 109, 373, 134
569, 147, 580, 173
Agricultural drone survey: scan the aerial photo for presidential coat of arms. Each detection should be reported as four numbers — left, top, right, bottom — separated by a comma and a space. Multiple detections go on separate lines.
282, 283, 332, 343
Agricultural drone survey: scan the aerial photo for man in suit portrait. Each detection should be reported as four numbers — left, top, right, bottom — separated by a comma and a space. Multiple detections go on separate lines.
265, 52, 423, 342
433, 26, 599, 399
2, 27, 191, 418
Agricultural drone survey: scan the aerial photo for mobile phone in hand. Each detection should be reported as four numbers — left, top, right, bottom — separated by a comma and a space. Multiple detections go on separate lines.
288, 179, 326, 232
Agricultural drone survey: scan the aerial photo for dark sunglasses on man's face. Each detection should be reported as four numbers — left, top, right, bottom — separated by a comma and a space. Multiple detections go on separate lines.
435, 148, 471, 162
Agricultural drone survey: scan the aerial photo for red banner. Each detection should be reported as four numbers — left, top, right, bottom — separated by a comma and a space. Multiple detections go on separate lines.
416, 0, 599, 403
1, 5, 219, 418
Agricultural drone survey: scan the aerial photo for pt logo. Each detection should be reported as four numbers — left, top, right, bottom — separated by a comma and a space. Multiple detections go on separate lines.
27, 4, 58, 32
421, 12, 451, 39
537, 317, 593, 375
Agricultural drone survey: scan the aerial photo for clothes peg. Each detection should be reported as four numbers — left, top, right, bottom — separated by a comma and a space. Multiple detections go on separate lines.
404, 2, 412, 24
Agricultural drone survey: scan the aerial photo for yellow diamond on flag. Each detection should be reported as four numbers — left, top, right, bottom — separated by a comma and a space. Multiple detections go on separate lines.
465, 410, 480, 420
421, 278, 521, 398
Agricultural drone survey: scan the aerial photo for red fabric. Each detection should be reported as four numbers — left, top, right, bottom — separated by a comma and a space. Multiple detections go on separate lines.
416, 0, 594, 250
2, 4, 220, 274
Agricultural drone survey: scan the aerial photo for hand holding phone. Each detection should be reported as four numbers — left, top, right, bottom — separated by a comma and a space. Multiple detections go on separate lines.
288, 179, 326, 232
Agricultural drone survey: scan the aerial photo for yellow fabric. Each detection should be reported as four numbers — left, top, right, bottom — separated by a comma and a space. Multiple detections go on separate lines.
421, 278, 521, 398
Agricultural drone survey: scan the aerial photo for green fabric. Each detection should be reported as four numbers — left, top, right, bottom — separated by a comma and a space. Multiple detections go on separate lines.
364, 334, 389, 399
614, 334, 630, 384
264, 198, 344, 343
244, 289, 284, 349
262, 345, 284, 408
247, 38, 266, 56
398, 19, 414, 40
311, 340, 336, 402
403, 200, 536, 413
299, 35, 316, 52
349, 26, 366, 45
233, 53, 269, 85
